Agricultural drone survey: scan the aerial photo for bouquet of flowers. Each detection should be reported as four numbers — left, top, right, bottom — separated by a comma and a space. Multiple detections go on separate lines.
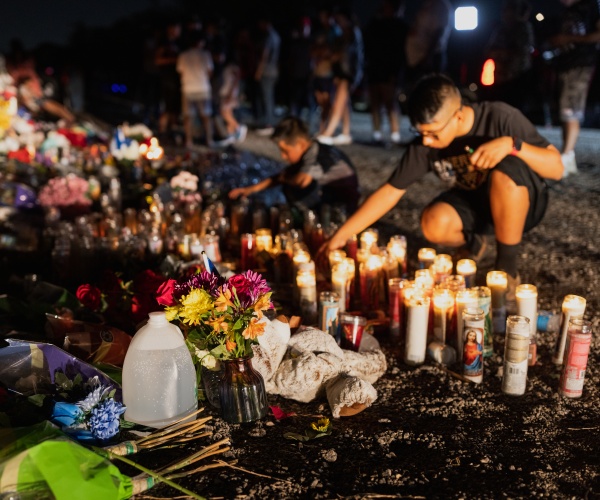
38, 173, 92, 208
50, 374, 125, 442
156, 269, 273, 367
169, 170, 202, 206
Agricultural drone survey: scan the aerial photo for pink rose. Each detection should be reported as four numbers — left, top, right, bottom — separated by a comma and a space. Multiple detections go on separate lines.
156, 279, 178, 306
76, 284, 102, 311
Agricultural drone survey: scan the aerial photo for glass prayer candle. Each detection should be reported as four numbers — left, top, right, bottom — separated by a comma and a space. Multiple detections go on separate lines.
456, 289, 479, 354
473, 286, 493, 358
432, 254, 453, 284
414, 269, 435, 291
516, 284, 538, 366
331, 258, 355, 312
360, 254, 383, 311
360, 228, 379, 252
202, 234, 221, 263
255, 228, 273, 253
456, 258, 477, 288
388, 278, 409, 340
461, 307, 485, 384
486, 270, 508, 334
432, 288, 455, 345
553, 295, 586, 365
440, 274, 466, 293
345, 234, 358, 261
404, 292, 430, 366
296, 261, 317, 325
329, 249, 347, 270
418, 247, 436, 269
502, 315, 531, 396
387, 235, 407, 277
240, 233, 256, 271
319, 291, 340, 341
559, 319, 592, 398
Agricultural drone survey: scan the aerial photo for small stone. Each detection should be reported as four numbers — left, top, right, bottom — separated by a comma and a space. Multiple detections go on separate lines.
322, 449, 337, 462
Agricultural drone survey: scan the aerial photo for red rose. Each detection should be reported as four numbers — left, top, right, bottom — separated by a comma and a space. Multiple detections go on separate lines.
227, 275, 251, 296
156, 279, 177, 306
76, 284, 103, 311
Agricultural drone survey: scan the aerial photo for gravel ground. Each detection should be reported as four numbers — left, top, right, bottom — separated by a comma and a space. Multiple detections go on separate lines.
131, 115, 600, 499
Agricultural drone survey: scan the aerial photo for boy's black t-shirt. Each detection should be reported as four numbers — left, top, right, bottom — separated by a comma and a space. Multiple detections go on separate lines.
387, 102, 551, 191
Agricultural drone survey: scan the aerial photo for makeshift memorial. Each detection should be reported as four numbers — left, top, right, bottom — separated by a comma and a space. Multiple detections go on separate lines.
157, 254, 273, 423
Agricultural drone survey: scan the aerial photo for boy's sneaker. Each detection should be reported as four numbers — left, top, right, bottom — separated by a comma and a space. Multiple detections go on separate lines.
561, 150, 578, 177
454, 234, 495, 268
391, 131, 401, 144
372, 130, 383, 145
234, 124, 248, 143
316, 135, 334, 145
331, 133, 353, 145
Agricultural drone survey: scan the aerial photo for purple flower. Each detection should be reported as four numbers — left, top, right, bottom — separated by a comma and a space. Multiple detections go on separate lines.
175, 270, 224, 299
225, 270, 271, 308
88, 398, 126, 441
242, 270, 271, 296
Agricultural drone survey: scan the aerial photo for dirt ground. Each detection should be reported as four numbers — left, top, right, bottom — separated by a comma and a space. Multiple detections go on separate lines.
130, 124, 600, 500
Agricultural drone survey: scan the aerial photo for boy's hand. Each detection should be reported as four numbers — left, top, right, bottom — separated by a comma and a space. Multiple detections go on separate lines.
228, 187, 249, 199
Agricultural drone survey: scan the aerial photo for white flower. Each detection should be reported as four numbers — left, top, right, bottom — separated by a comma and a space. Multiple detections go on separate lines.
195, 349, 219, 370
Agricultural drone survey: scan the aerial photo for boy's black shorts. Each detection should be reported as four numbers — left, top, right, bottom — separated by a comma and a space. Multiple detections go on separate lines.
427, 155, 549, 239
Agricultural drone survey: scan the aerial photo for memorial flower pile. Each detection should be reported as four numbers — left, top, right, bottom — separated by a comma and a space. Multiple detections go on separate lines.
38, 173, 92, 208
156, 269, 273, 363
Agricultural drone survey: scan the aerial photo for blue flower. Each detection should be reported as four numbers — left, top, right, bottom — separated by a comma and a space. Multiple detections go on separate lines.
88, 398, 126, 441
51, 401, 84, 428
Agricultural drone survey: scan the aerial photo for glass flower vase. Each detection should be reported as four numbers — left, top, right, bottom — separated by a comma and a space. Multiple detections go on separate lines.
201, 365, 222, 408
218, 356, 268, 423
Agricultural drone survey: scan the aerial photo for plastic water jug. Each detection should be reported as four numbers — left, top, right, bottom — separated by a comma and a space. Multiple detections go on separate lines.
122, 312, 197, 428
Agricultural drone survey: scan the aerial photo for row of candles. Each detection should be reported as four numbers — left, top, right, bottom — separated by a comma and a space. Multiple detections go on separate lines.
239, 226, 591, 398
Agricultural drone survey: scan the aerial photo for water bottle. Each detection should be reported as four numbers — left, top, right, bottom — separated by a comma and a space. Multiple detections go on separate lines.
122, 312, 197, 428
537, 310, 561, 333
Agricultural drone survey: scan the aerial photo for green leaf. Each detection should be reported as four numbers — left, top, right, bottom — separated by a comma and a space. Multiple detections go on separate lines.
27, 394, 47, 407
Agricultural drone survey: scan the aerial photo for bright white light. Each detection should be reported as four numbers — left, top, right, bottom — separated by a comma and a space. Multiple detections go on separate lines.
535, 13, 544, 21
455, 6, 478, 30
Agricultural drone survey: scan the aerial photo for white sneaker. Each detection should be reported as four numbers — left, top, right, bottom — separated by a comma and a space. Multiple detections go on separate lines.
234, 124, 248, 142
256, 126, 274, 137
391, 131, 401, 144
331, 133, 353, 145
372, 130, 383, 142
561, 150, 578, 178
316, 135, 334, 145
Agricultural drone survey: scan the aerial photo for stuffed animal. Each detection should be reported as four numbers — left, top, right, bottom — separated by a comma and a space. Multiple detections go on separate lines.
252, 316, 387, 418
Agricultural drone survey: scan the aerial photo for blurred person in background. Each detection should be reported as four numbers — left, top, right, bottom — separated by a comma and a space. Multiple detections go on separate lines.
254, 15, 281, 134
547, 0, 600, 177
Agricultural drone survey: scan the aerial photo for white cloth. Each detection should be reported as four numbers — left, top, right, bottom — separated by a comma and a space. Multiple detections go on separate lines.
176, 48, 213, 96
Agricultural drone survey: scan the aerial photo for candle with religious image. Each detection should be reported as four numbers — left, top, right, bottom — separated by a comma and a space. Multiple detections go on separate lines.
360, 254, 383, 311
552, 295, 586, 365
296, 261, 318, 325
432, 254, 453, 284
502, 315, 531, 396
387, 235, 408, 277
462, 307, 485, 383
456, 259, 477, 288
388, 278, 409, 340
456, 289, 479, 354
559, 319, 592, 398
404, 292, 430, 366
418, 247, 436, 269
331, 258, 355, 312
486, 270, 508, 335
516, 284, 538, 366
473, 286, 493, 358
319, 291, 340, 341
240, 233, 256, 271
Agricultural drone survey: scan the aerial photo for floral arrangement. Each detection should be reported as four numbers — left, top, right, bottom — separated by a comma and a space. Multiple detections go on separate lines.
75, 269, 165, 328
170, 170, 202, 206
156, 269, 273, 365
38, 173, 92, 207
48, 373, 125, 442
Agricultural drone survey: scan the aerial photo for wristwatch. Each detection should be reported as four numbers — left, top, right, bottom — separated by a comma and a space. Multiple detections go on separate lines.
510, 137, 523, 156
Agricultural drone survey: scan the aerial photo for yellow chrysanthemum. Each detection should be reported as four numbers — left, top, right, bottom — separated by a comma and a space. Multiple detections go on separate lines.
311, 418, 331, 432
178, 288, 214, 325
164, 306, 181, 322
242, 317, 266, 340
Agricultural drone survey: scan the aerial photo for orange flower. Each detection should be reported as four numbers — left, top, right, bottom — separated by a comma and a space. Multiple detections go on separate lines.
207, 315, 227, 333
225, 339, 237, 351
242, 317, 266, 340
252, 294, 272, 319
214, 288, 234, 312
